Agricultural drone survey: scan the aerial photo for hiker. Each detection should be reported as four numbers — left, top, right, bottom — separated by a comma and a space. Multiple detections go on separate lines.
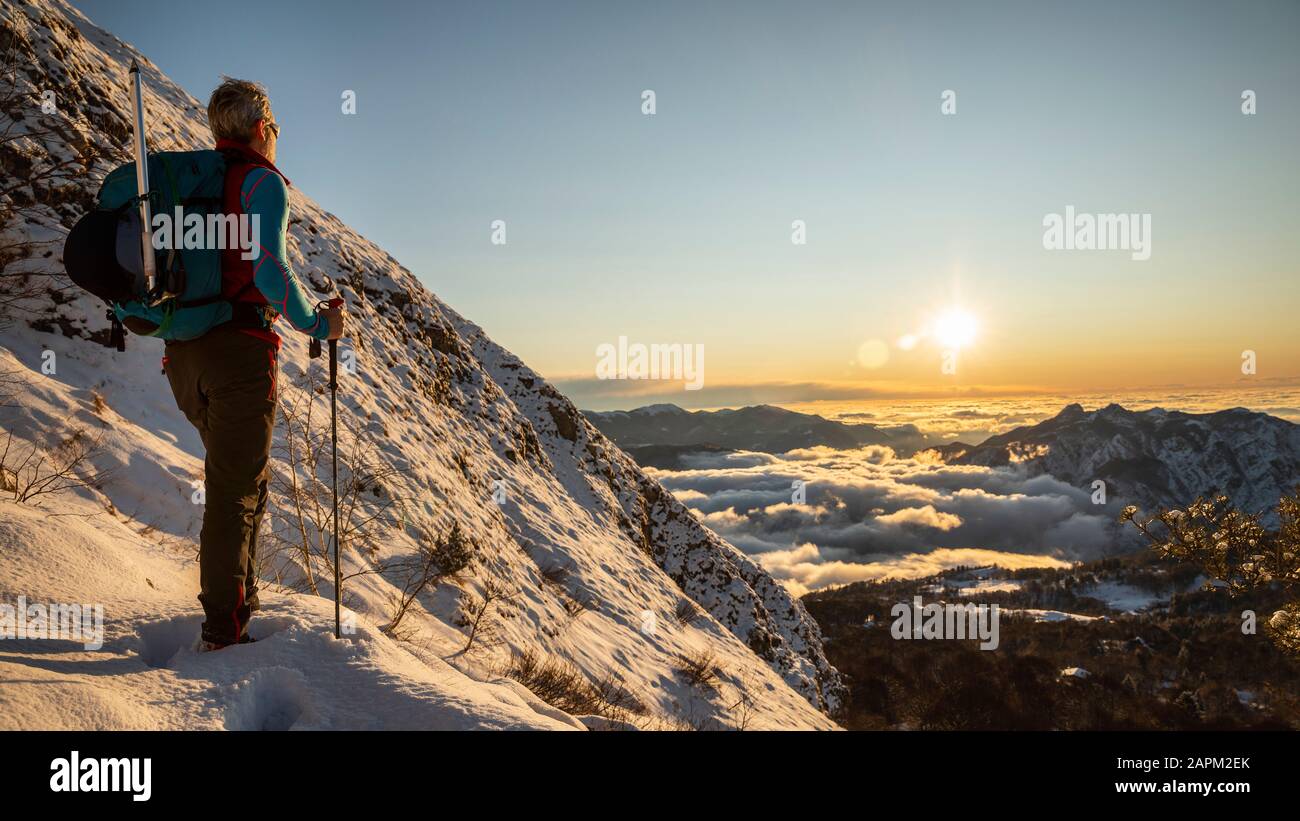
164, 78, 344, 651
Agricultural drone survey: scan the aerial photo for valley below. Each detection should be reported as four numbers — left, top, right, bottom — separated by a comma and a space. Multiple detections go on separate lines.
591, 399, 1300, 729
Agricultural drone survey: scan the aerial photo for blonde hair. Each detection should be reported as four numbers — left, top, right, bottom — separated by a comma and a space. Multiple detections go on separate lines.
206, 77, 273, 142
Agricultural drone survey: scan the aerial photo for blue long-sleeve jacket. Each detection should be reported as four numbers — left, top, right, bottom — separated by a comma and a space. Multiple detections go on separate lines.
237, 165, 329, 341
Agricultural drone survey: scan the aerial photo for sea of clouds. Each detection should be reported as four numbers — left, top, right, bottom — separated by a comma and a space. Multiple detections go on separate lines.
629, 386, 1300, 595
650, 445, 1123, 596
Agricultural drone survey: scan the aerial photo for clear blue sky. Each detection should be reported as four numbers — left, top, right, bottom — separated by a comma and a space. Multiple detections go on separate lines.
73, 0, 1300, 408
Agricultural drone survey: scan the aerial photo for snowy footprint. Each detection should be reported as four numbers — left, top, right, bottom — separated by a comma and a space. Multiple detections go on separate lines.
133, 615, 204, 669
246, 613, 307, 642
133, 610, 307, 670
220, 668, 317, 731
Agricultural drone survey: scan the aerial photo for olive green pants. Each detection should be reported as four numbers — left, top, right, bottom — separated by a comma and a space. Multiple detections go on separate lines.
164, 326, 277, 645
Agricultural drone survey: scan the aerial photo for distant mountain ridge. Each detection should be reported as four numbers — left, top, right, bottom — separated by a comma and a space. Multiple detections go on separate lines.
928, 403, 1300, 518
585, 403, 932, 458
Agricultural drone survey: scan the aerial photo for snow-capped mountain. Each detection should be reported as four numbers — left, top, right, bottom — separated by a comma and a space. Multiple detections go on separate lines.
929, 403, 1300, 520
0, 0, 843, 729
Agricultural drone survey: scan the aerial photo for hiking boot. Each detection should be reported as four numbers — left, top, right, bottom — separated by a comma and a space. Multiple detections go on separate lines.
196, 634, 257, 653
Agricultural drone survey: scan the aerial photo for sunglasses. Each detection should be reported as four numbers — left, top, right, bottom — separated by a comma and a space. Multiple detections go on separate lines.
265, 120, 280, 138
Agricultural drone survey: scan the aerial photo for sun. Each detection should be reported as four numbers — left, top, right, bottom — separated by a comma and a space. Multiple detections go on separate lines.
932, 308, 978, 350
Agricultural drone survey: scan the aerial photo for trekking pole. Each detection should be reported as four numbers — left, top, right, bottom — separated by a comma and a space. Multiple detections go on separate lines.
323, 297, 344, 639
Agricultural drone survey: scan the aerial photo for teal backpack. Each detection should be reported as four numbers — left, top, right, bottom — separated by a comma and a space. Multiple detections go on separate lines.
64, 150, 249, 349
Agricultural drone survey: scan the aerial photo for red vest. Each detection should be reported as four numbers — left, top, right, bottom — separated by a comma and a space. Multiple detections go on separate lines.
216, 138, 290, 305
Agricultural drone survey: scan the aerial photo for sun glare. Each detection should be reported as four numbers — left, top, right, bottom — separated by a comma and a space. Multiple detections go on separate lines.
933, 308, 978, 350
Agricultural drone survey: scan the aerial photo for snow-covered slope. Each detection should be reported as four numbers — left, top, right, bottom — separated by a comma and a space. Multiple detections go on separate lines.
0, 0, 843, 729
0, 494, 584, 730
930, 403, 1300, 521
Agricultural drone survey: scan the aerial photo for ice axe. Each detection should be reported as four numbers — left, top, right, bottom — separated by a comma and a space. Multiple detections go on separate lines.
127, 60, 157, 298
310, 297, 345, 638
